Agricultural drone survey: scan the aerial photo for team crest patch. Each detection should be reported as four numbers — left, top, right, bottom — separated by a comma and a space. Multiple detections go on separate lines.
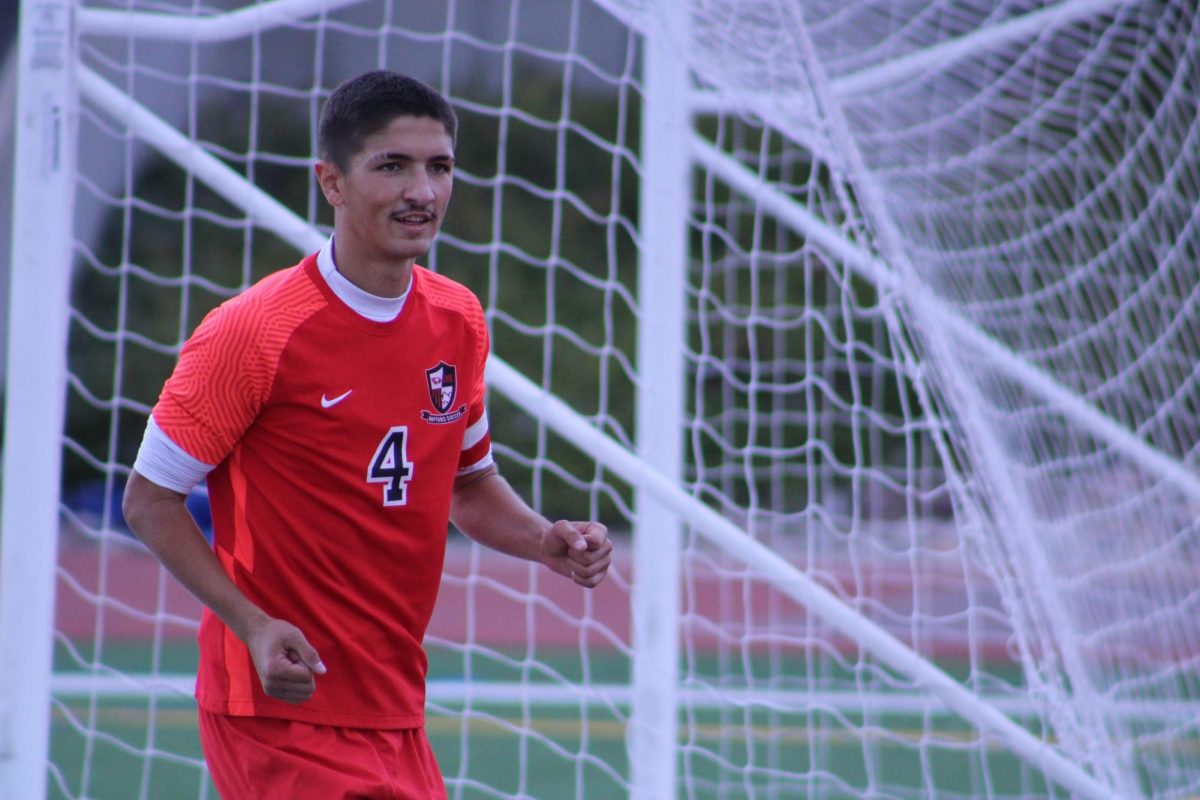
422, 361, 467, 424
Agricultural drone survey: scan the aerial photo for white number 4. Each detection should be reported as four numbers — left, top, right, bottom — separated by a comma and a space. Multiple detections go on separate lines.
368, 426, 413, 506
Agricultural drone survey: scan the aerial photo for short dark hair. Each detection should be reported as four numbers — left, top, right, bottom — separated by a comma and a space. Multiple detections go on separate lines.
318, 70, 457, 170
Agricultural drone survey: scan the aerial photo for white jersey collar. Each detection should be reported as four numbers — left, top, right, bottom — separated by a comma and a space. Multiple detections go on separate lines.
316, 235, 410, 322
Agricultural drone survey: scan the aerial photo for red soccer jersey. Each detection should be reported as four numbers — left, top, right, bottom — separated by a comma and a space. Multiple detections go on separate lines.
152, 254, 490, 728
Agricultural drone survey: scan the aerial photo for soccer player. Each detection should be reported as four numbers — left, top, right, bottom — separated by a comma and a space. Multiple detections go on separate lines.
122, 70, 613, 799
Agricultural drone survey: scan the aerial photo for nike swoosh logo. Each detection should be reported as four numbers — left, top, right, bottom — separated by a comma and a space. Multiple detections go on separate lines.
321, 390, 353, 408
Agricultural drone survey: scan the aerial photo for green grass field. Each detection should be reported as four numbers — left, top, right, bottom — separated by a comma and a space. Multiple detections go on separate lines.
47, 640, 1063, 799
49, 698, 1050, 799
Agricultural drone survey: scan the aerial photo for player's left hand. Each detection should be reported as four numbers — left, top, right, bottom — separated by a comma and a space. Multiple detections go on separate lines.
541, 520, 612, 588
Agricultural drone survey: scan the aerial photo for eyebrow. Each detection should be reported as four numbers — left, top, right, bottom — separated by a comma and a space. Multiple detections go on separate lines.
366, 151, 455, 165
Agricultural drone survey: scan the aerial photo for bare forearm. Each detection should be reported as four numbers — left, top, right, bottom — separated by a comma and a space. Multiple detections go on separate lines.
450, 467, 613, 588
124, 470, 325, 700
449, 468, 549, 561
122, 470, 268, 642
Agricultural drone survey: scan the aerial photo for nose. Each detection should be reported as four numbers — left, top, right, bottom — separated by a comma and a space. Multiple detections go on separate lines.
402, 168, 436, 206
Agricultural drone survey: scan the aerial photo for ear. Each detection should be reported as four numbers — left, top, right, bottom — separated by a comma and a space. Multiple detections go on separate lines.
315, 161, 345, 208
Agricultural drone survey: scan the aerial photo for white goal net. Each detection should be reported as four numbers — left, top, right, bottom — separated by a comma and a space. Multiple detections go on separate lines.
2, 0, 1198, 798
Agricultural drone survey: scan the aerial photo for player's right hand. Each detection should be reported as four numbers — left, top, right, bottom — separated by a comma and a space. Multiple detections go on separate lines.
244, 617, 327, 704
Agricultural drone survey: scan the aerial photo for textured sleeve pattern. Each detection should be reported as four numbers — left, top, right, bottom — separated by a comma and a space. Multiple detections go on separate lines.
152, 269, 324, 465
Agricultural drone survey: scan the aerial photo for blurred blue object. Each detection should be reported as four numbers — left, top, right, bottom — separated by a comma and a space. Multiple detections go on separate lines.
62, 479, 213, 543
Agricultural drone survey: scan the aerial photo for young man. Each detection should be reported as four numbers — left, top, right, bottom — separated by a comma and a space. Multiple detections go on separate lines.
122, 70, 612, 799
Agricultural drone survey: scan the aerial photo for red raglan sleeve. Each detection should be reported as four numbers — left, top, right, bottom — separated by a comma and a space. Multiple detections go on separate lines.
458, 292, 493, 472
151, 301, 277, 466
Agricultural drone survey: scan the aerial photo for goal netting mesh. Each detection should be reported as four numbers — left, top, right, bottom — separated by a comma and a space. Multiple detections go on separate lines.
27, 0, 1200, 798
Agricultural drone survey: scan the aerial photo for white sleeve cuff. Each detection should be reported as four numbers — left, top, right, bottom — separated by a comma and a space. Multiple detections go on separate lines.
132, 416, 216, 494
462, 410, 489, 450
456, 450, 494, 476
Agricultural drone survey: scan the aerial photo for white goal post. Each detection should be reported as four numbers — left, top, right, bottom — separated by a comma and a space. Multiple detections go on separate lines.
3, 1, 1199, 799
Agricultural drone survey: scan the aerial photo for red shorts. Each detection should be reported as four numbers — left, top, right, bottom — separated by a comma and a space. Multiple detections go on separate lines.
198, 710, 447, 800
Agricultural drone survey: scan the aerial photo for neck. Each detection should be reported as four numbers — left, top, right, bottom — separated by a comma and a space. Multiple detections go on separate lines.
330, 231, 414, 298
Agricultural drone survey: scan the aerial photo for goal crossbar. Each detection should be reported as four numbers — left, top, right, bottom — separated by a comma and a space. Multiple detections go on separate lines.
77, 55, 1118, 800
82, 0, 1183, 520
831, 0, 1131, 96
78, 0, 367, 41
